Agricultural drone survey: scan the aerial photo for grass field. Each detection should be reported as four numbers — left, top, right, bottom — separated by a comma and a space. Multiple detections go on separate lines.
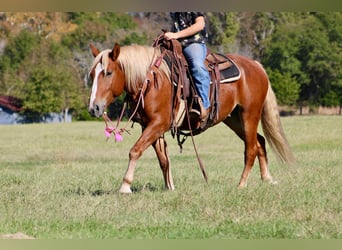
0, 116, 341, 239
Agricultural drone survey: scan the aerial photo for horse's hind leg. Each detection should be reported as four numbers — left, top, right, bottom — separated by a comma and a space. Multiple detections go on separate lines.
223, 112, 253, 187
152, 135, 175, 190
223, 108, 273, 187
256, 133, 276, 184
237, 114, 259, 188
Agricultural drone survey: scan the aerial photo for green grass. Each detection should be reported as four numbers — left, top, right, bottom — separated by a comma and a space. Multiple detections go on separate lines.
0, 116, 341, 239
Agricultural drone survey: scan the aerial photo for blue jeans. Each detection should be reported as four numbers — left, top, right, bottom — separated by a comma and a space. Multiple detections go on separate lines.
183, 43, 211, 109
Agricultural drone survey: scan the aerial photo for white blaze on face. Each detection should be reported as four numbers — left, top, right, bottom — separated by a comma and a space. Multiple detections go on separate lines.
89, 63, 103, 109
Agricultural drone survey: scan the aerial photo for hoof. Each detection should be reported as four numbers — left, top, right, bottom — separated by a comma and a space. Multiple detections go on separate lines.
119, 184, 132, 194
263, 177, 278, 185
237, 182, 247, 189
268, 179, 278, 185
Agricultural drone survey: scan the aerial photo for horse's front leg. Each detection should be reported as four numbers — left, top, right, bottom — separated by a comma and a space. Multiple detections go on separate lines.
119, 159, 137, 193
118, 122, 168, 193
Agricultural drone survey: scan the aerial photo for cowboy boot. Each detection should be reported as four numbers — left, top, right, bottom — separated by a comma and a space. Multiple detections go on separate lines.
198, 99, 209, 121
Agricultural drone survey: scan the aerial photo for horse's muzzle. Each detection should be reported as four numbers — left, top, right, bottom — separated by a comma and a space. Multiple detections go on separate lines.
89, 103, 105, 118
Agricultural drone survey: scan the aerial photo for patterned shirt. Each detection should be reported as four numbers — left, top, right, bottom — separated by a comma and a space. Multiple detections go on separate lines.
170, 12, 208, 47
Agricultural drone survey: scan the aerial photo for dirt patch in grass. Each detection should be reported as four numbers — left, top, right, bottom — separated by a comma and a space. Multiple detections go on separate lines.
0, 232, 35, 239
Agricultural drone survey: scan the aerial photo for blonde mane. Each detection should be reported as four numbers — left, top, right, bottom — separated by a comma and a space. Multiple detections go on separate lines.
89, 49, 111, 76
89, 45, 170, 94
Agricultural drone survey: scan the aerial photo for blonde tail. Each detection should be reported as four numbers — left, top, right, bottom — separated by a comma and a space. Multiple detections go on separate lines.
261, 82, 296, 165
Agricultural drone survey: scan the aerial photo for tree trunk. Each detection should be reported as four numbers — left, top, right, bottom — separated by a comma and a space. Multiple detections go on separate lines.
64, 108, 69, 122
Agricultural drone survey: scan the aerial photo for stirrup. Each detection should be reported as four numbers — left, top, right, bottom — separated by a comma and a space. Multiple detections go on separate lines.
189, 108, 200, 116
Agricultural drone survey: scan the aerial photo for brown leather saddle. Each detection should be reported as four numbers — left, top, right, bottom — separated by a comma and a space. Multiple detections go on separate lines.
153, 37, 241, 136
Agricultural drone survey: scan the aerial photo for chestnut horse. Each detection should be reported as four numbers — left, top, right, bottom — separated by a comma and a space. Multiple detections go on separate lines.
88, 43, 295, 193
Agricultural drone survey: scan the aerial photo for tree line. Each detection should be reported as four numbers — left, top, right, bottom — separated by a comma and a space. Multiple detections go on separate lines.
0, 12, 340, 121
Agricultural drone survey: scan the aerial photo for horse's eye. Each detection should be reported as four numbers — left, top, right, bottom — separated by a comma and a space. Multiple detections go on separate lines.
106, 71, 113, 77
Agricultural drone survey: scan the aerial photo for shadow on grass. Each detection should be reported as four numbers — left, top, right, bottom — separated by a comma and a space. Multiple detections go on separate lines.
64, 182, 162, 196
131, 182, 161, 193
63, 187, 115, 197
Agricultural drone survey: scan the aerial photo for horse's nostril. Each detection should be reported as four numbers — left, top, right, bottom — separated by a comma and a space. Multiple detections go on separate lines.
95, 105, 100, 111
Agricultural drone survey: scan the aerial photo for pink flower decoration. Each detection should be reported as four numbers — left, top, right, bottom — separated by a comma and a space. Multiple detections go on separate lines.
115, 132, 123, 142
104, 126, 115, 138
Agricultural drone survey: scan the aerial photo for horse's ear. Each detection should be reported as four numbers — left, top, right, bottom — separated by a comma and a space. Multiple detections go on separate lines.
90, 44, 100, 57
109, 43, 120, 61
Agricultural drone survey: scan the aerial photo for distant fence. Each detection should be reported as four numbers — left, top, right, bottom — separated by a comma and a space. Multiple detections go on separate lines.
279, 106, 342, 116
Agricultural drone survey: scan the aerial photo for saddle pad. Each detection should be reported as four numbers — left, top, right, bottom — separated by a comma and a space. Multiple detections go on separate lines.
206, 53, 241, 84
219, 57, 241, 83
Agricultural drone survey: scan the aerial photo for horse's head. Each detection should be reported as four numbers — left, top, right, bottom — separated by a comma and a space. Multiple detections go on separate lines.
88, 43, 125, 117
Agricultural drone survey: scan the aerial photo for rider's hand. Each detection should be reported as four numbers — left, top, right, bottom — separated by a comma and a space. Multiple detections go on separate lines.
164, 32, 179, 40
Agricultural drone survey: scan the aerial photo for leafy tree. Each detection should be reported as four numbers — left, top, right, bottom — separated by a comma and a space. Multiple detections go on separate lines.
29, 40, 84, 120
0, 28, 84, 121
24, 66, 63, 116
308, 12, 342, 108
296, 14, 341, 106
207, 12, 239, 53
321, 90, 340, 107
120, 31, 148, 45
22, 40, 83, 121
1, 30, 39, 70
236, 12, 277, 59
267, 68, 300, 106
261, 12, 341, 108
62, 12, 137, 50
0, 30, 40, 96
